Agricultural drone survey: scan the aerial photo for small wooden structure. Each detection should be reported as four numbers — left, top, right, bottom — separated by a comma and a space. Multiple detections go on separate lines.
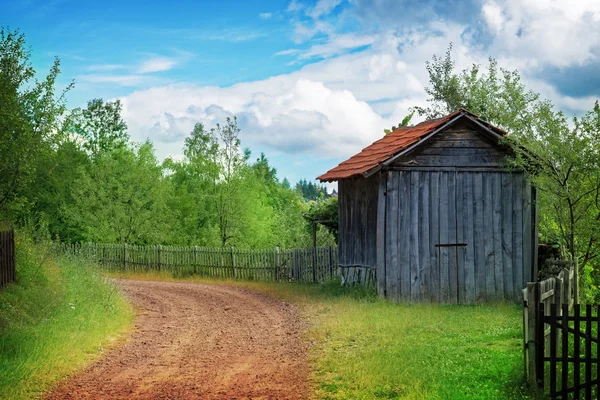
318, 109, 538, 303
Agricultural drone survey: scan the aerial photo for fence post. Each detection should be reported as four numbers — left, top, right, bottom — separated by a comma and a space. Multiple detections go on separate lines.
231, 247, 236, 278
526, 282, 539, 391
274, 247, 280, 282
328, 246, 333, 279
157, 245, 162, 272
123, 243, 128, 271
536, 302, 545, 394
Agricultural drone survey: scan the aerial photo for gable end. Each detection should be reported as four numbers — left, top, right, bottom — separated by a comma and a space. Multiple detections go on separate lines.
388, 119, 511, 169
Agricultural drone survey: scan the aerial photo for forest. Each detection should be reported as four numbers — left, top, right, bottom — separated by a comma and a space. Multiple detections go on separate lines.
0, 28, 336, 250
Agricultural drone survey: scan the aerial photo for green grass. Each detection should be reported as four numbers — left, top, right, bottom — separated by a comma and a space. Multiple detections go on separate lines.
0, 237, 133, 399
109, 272, 530, 400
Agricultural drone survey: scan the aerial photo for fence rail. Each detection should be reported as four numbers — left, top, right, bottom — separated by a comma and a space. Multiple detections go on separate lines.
53, 243, 342, 284
0, 229, 16, 288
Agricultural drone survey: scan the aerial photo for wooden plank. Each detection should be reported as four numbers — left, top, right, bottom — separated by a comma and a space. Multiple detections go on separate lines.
574, 304, 581, 399
526, 283, 538, 390
409, 171, 421, 302
439, 172, 450, 303
473, 173, 486, 302
522, 176, 533, 284
491, 173, 504, 300
429, 171, 440, 303
501, 173, 514, 300
513, 173, 524, 299
585, 304, 592, 400
377, 171, 392, 297
447, 171, 458, 304
456, 173, 466, 304
483, 174, 495, 299
398, 172, 411, 300
561, 303, 569, 398
550, 303, 557, 397
418, 171, 430, 302
394, 154, 507, 167
463, 173, 476, 304
427, 139, 496, 148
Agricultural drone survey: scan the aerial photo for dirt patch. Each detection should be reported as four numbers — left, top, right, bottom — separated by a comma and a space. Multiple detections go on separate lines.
46, 280, 309, 399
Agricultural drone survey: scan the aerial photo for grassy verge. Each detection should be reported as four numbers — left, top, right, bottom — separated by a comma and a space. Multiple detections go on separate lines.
0, 237, 133, 399
108, 272, 529, 400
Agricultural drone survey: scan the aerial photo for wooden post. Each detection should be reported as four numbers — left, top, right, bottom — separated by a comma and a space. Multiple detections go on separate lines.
231, 247, 236, 278
574, 257, 580, 304
328, 245, 334, 279
274, 247, 280, 282
123, 243, 128, 271
526, 282, 540, 392
157, 245, 162, 272
312, 223, 317, 283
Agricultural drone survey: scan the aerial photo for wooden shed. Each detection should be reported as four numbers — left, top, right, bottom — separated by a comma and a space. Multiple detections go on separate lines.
318, 109, 537, 304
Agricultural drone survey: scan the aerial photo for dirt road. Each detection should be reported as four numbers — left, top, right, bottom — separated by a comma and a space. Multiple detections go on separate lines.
46, 280, 309, 399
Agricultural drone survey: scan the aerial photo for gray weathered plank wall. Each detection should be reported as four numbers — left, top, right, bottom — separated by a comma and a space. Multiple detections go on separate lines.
381, 170, 533, 303
338, 174, 379, 270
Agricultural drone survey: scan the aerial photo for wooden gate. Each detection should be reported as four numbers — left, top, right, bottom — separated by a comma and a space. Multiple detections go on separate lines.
537, 303, 600, 399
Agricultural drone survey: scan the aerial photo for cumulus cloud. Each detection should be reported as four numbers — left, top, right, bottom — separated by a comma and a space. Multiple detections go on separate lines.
259, 12, 272, 19
482, 0, 600, 68
120, 78, 385, 159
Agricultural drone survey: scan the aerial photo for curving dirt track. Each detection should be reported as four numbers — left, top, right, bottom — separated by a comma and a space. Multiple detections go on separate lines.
46, 280, 309, 400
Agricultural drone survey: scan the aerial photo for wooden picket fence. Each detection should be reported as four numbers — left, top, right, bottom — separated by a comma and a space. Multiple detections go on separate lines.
0, 229, 16, 288
523, 260, 583, 398
52, 243, 342, 284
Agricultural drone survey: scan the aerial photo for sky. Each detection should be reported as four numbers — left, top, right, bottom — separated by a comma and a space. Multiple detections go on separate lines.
3, 0, 600, 188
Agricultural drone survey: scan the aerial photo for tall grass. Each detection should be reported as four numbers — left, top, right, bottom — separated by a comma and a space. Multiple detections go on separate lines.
0, 236, 133, 399
111, 272, 529, 399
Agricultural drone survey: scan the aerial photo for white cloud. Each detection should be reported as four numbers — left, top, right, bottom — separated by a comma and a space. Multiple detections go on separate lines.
482, 0, 600, 68
275, 48, 301, 56
259, 12, 272, 19
137, 56, 178, 73
77, 74, 149, 86
86, 64, 127, 71
298, 33, 377, 59
309, 0, 343, 19
287, 0, 303, 12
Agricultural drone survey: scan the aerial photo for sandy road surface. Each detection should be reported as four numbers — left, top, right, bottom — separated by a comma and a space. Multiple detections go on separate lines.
46, 280, 308, 399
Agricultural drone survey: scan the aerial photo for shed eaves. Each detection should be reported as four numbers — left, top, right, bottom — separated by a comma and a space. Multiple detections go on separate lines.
317, 109, 506, 182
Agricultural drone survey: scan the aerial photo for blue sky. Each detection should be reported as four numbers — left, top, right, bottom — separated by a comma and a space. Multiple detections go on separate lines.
3, 0, 600, 188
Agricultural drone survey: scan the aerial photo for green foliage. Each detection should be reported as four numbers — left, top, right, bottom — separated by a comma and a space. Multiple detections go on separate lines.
303, 197, 339, 241
0, 28, 72, 219
295, 179, 332, 201
71, 99, 129, 159
66, 142, 169, 244
384, 112, 414, 135
0, 233, 133, 399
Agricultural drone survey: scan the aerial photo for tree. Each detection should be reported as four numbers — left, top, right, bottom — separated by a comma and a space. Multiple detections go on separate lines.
66, 142, 169, 244
0, 28, 71, 219
71, 98, 128, 159
415, 45, 600, 301
163, 122, 220, 245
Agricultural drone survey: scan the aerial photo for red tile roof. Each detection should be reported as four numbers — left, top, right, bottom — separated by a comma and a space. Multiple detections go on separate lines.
317, 109, 506, 182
